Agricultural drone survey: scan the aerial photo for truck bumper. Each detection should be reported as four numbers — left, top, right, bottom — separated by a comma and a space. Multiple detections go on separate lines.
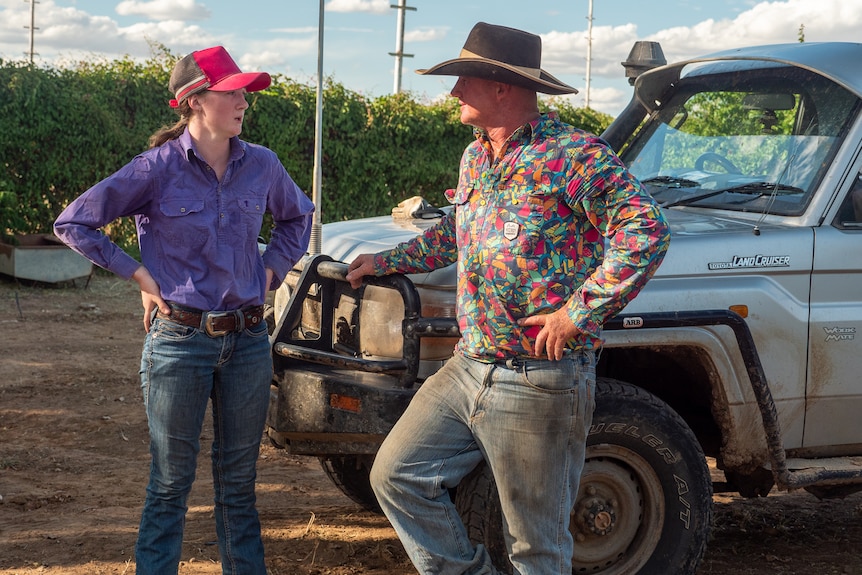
266, 364, 418, 456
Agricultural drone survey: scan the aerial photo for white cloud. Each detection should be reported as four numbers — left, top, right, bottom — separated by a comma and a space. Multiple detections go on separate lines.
116, 0, 211, 22
271, 26, 319, 35
325, 0, 389, 14
1, 2, 127, 58
3, 0, 862, 117
238, 50, 284, 72
236, 37, 321, 77
122, 21, 219, 51
541, 23, 640, 79
644, 0, 862, 61
537, 0, 862, 114
0, 0, 216, 64
405, 27, 448, 43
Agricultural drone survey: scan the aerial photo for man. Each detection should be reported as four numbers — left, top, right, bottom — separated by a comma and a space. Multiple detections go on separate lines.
346, 22, 670, 575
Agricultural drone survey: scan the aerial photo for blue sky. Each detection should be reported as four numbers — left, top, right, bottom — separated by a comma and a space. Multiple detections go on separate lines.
1, 0, 861, 115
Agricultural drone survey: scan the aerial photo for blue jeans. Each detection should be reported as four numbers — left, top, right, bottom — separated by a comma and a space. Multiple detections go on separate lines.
135, 316, 272, 575
371, 351, 596, 575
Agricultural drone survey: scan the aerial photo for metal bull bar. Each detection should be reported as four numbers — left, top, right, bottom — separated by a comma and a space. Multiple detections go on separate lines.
271, 254, 459, 388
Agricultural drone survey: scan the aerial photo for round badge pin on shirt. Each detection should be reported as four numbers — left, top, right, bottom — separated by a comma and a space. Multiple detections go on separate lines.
504, 221, 520, 240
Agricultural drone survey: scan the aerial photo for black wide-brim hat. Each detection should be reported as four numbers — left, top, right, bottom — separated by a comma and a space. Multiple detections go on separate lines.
417, 22, 577, 95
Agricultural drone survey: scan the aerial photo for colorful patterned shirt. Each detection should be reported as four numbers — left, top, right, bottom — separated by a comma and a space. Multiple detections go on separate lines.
373, 113, 670, 360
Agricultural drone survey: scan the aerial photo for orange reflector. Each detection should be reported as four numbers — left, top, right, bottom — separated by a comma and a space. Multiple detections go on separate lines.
330, 393, 361, 413
729, 305, 748, 318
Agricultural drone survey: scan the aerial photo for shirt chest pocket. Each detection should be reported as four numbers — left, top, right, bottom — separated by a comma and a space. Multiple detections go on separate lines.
160, 199, 204, 218
237, 197, 265, 216
235, 196, 266, 239
158, 199, 208, 253
486, 193, 546, 257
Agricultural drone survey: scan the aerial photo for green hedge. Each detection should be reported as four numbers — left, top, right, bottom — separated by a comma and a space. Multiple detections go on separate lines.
0, 51, 612, 252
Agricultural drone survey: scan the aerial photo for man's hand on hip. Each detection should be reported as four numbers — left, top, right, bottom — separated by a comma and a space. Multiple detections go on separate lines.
519, 309, 580, 361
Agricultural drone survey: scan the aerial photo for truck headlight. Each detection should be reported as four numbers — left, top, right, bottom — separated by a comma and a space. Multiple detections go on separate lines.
358, 284, 458, 361
416, 285, 459, 360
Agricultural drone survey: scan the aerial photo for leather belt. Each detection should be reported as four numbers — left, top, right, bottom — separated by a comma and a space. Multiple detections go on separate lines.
493, 357, 532, 369
157, 303, 265, 337
492, 353, 576, 369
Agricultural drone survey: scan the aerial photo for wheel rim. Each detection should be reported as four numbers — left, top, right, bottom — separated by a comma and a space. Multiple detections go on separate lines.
571, 444, 665, 574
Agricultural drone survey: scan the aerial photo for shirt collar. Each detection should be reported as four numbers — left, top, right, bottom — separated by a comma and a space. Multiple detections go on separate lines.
473, 112, 559, 150
178, 127, 246, 164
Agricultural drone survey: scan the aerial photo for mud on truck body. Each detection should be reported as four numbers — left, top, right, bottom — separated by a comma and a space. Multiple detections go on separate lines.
265, 41, 862, 574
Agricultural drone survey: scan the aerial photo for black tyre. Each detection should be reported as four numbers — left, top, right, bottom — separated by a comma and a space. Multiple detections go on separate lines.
455, 377, 713, 575
263, 303, 276, 335
318, 455, 382, 513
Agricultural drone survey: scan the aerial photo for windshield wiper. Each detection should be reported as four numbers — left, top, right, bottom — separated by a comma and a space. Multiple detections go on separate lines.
642, 176, 701, 188
663, 189, 726, 208
664, 181, 804, 208
719, 182, 804, 195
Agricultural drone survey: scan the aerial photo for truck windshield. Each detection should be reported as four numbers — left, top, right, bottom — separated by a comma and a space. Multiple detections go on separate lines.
620, 63, 861, 216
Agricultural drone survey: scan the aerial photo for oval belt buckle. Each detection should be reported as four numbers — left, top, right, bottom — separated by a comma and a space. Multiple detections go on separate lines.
204, 312, 233, 337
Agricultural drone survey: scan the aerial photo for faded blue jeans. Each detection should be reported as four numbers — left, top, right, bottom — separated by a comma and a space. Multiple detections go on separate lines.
135, 316, 272, 575
370, 350, 596, 575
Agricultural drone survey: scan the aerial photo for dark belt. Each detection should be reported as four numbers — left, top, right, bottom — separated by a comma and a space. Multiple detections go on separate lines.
486, 355, 541, 369
492, 353, 577, 369
157, 303, 265, 337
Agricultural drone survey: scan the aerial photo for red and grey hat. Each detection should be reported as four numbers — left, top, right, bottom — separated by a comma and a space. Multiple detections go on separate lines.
168, 46, 271, 108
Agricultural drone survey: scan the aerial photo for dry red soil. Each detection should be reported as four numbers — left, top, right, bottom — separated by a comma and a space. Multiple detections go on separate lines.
2, 273, 861, 575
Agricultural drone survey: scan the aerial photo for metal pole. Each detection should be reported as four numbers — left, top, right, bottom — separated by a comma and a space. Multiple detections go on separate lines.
585, 0, 593, 108
393, 0, 405, 93
310, 0, 324, 254
24, 0, 39, 65
389, 0, 415, 94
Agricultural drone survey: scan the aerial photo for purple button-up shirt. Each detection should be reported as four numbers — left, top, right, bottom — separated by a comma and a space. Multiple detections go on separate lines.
54, 129, 314, 311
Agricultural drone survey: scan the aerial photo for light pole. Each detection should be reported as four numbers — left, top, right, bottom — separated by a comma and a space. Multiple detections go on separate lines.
24, 0, 39, 65
389, 0, 416, 94
585, 0, 593, 108
310, 0, 325, 254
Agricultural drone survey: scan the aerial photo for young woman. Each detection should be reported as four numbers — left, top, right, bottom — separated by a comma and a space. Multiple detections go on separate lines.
54, 46, 314, 575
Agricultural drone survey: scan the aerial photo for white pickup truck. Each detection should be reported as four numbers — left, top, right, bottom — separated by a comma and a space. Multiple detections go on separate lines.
265, 41, 862, 574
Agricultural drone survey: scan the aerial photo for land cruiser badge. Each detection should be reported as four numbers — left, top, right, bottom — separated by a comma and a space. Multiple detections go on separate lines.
708, 255, 790, 270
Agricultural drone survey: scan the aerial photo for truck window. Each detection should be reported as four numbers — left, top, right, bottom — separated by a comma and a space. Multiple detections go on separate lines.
622, 64, 861, 217
834, 171, 862, 228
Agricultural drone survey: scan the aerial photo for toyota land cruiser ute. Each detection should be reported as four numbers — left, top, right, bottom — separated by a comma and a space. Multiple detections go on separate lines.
265, 41, 862, 574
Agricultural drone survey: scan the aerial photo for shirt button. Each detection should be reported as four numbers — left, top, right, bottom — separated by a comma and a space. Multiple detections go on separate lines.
180, 207, 186, 213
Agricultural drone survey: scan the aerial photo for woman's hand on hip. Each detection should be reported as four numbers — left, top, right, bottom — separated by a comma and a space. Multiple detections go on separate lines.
132, 266, 168, 332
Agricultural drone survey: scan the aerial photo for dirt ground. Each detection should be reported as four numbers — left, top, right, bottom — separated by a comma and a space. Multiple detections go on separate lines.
2, 272, 862, 575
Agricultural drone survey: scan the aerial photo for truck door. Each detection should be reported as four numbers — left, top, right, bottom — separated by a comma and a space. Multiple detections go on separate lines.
805, 170, 862, 447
